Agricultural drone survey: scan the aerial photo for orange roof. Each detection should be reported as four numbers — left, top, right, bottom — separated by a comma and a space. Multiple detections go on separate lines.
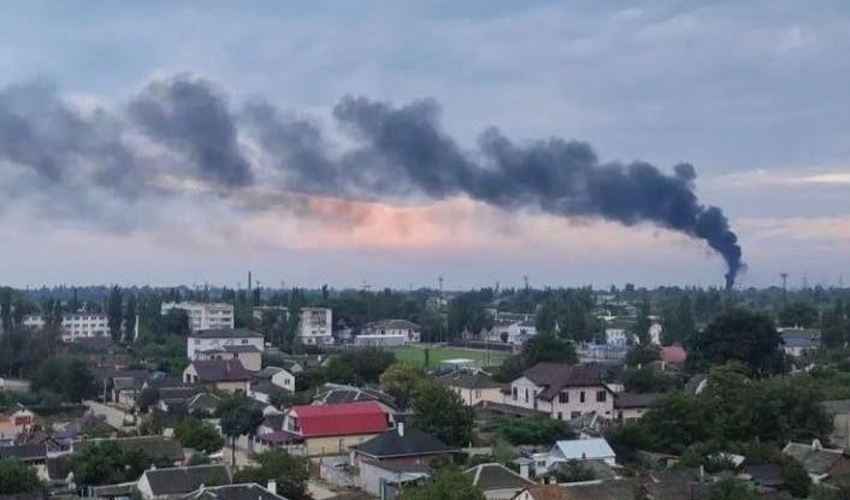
523, 485, 573, 500
660, 345, 687, 364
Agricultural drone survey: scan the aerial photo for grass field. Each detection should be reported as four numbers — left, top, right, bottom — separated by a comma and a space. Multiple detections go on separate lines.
390, 344, 509, 367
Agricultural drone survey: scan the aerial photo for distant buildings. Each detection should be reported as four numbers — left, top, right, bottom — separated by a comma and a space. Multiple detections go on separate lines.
297, 307, 333, 345
161, 302, 234, 331
22, 313, 109, 341
186, 328, 265, 371
354, 319, 422, 346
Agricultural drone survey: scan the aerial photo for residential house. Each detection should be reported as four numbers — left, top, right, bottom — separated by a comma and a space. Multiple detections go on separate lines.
487, 318, 537, 345
157, 386, 198, 413
464, 463, 533, 500
779, 328, 821, 357
253, 367, 295, 392
249, 381, 282, 405
514, 480, 643, 500
350, 423, 457, 467
297, 307, 333, 345
544, 437, 617, 470
137, 464, 232, 499
195, 345, 262, 372
356, 319, 422, 346
505, 363, 615, 421
658, 346, 687, 370
186, 329, 264, 365
312, 383, 400, 415
614, 393, 660, 424
579, 343, 630, 363
186, 393, 221, 417
264, 401, 389, 456
0, 407, 35, 440
357, 460, 431, 500
183, 483, 289, 500
783, 440, 850, 484
161, 302, 234, 332
183, 359, 251, 395
438, 371, 503, 406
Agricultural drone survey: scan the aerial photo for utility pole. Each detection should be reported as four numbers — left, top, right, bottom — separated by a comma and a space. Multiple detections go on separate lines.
438, 276, 444, 343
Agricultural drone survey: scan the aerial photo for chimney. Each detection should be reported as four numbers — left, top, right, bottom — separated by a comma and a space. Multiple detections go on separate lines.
813, 439, 822, 451
398, 422, 405, 437
267, 480, 277, 495
518, 462, 529, 480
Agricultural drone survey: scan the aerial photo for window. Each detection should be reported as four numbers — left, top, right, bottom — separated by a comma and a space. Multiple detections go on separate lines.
570, 411, 581, 419
557, 412, 563, 420
596, 390, 607, 402
524, 388, 529, 403
558, 392, 569, 404
474, 389, 481, 398
241, 339, 248, 344
194, 339, 200, 345
580, 391, 586, 403
512, 387, 518, 400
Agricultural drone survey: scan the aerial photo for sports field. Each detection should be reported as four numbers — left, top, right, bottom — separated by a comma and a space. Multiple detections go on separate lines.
390, 344, 509, 367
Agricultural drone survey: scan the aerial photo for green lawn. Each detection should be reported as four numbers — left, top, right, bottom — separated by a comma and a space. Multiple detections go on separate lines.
390, 344, 509, 367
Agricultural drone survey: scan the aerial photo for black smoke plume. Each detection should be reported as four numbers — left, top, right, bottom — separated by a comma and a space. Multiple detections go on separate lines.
0, 74, 744, 286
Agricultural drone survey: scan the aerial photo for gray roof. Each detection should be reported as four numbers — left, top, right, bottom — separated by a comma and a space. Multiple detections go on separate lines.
614, 392, 661, 409
560, 479, 643, 500
522, 363, 605, 401
353, 427, 456, 459
160, 386, 198, 401
90, 482, 137, 498
143, 465, 232, 496
183, 483, 288, 500
783, 442, 847, 476
222, 345, 262, 354
313, 384, 398, 410
190, 329, 264, 339
187, 393, 221, 413
464, 463, 532, 492
364, 319, 422, 331
255, 367, 284, 380
190, 359, 251, 382
84, 436, 184, 462
438, 371, 502, 390
0, 444, 46, 462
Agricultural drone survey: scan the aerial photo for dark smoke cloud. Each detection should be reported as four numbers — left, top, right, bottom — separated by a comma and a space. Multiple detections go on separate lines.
0, 75, 743, 286
128, 75, 253, 188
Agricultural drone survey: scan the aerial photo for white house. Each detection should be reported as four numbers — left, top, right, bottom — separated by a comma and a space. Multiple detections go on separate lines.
545, 437, 617, 470
298, 307, 333, 345
161, 302, 234, 332
359, 319, 422, 344
254, 366, 296, 392
22, 313, 109, 341
604, 327, 631, 346
186, 329, 264, 361
505, 362, 615, 421
486, 319, 537, 345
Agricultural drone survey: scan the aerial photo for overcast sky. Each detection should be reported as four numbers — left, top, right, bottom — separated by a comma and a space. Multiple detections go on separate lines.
0, 0, 848, 290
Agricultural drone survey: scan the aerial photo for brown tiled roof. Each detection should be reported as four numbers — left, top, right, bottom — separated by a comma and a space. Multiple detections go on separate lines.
522, 363, 604, 401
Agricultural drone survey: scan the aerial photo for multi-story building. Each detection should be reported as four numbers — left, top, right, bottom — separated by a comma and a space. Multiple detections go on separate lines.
505, 362, 615, 421
356, 319, 422, 346
297, 307, 333, 345
186, 328, 265, 365
161, 302, 234, 331
22, 313, 109, 341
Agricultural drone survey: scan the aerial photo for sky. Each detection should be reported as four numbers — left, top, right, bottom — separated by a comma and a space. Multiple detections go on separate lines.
0, 0, 848, 290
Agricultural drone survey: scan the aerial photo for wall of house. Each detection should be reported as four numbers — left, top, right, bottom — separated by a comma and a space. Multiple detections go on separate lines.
358, 460, 410, 499
214, 380, 250, 395
136, 474, 154, 499
616, 407, 649, 424
271, 371, 295, 391
548, 386, 614, 421
305, 433, 381, 456
183, 365, 199, 384
451, 386, 502, 406
505, 377, 552, 413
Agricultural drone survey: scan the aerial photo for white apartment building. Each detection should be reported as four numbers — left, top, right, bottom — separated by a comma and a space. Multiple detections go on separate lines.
161, 301, 234, 331
356, 319, 422, 346
22, 313, 109, 341
298, 307, 333, 345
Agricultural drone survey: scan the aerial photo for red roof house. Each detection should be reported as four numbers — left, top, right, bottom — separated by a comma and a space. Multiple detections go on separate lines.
260, 402, 390, 456
660, 346, 687, 367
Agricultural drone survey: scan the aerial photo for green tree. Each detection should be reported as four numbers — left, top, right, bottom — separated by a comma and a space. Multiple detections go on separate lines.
400, 466, 485, 500
106, 285, 123, 342
632, 296, 652, 345
494, 333, 577, 382
31, 356, 95, 402
379, 363, 425, 410
217, 396, 264, 466
821, 300, 849, 349
779, 302, 820, 328
0, 288, 12, 334
710, 478, 757, 500
411, 382, 473, 447
124, 293, 138, 341
688, 309, 785, 378
71, 441, 172, 487
487, 417, 576, 445
325, 349, 396, 385
233, 449, 310, 500
661, 295, 696, 346
174, 417, 224, 454
0, 458, 43, 494
624, 344, 661, 368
